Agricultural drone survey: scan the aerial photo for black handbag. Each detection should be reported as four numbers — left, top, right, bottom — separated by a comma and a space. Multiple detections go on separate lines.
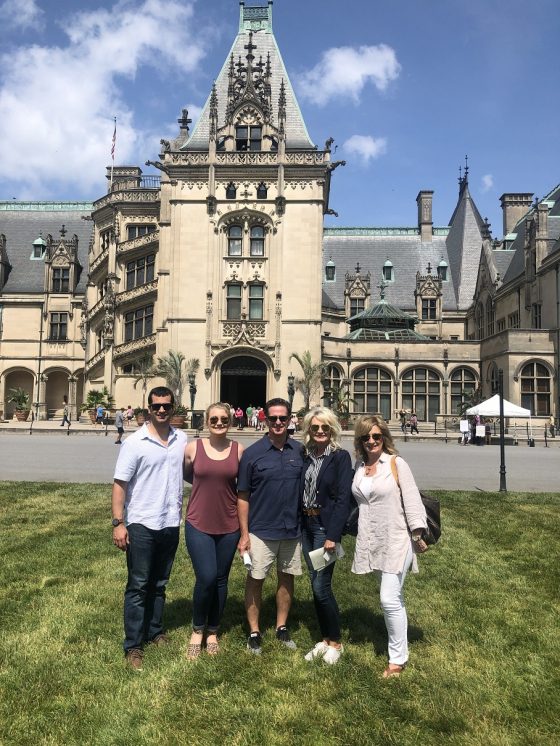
390, 456, 441, 545
343, 494, 359, 537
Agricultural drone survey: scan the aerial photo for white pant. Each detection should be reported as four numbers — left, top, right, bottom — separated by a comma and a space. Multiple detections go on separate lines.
379, 544, 413, 665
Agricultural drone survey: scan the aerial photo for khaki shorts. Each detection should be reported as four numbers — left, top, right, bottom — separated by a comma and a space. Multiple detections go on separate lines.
248, 533, 302, 579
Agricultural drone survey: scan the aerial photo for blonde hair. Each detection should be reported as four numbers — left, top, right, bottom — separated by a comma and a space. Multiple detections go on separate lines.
353, 415, 397, 462
205, 402, 233, 427
301, 406, 342, 453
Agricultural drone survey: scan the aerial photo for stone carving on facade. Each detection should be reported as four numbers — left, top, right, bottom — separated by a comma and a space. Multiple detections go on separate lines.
224, 33, 272, 124
85, 347, 106, 374
112, 334, 156, 361
415, 270, 442, 299
117, 229, 159, 256
94, 190, 160, 212
344, 264, 371, 301
79, 294, 88, 349
205, 291, 213, 375
274, 291, 282, 375
116, 279, 158, 306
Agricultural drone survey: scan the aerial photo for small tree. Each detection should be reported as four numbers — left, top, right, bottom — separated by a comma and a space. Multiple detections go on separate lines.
152, 350, 188, 405
330, 381, 357, 423
132, 354, 155, 409
458, 385, 483, 417
81, 386, 114, 412
7, 387, 30, 411
289, 351, 325, 412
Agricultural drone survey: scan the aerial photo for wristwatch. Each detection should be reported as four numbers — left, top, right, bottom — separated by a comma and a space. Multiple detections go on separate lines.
112, 518, 124, 527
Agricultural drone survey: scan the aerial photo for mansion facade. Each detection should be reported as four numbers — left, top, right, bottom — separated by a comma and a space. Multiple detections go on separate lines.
1, 2, 558, 425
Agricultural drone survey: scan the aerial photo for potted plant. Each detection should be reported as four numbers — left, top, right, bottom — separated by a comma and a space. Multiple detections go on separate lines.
170, 404, 188, 428
80, 387, 113, 424
8, 387, 31, 421
134, 406, 148, 426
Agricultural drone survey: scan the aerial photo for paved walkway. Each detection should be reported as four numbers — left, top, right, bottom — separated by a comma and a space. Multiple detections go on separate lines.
0, 428, 557, 491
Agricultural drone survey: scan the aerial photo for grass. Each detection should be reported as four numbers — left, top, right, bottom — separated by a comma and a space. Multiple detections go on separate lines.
0, 483, 559, 746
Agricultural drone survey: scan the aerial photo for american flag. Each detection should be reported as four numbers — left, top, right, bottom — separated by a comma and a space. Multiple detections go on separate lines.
111, 118, 116, 161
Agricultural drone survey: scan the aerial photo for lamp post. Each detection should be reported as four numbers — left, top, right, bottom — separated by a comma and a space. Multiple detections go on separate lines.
287, 373, 295, 412
188, 372, 197, 414
498, 369, 507, 492
346, 347, 352, 416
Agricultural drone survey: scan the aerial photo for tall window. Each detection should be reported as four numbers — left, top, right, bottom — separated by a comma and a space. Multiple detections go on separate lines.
402, 368, 440, 422
383, 262, 393, 282
353, 367, 392, 420
52, 268, 70, 293
257, 183, 267, 199
508, 311, 520, 328
126, 225, 155, 241
450, 368, 477, 415
226, 284, 242, 320
228, 226, 242, 256
532, 304, 542, 329
100, 230, 111, 251
226, 183, 237, 200
49, 312, 68, 340
422, 298, 437, 320
248, 284, 264, 319
350, 297, 365, 317
489, 364, 499, 394
437, 263, 448, 281
486, 300, 495, 336
520, 362, 550, 415
124, 305, 153, 342
235, 125, 261, 151
126, 254, 155, 290
250, 226, 264, 257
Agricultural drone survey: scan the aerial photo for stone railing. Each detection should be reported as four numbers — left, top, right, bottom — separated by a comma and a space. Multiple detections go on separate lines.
284, 151, 327, 165
89, 247, 109, 276
112, 333, 156, 361
116, 280, 158, 306
94, 190, 160, 211
87, 296, 105, 324
85, 347, 106, 374
117, 230, 159, 256
222, 320, 266, 338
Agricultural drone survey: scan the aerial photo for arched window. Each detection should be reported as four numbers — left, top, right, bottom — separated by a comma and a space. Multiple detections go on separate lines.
450, 367, 477, 415
520, 362, 551, 415
402, 368, 440, 422
228, 225, 242, 256
250, 226, 265, 257
486, 299, 495, 336
489, 364, 499, 395
323, 364, 342, 406
226, 182, 236, 200
226, 284, 242, 320
256, 183, 267, 200
437, 260, 448, 281
325, 259, 335, 282
353, 367, 392, 420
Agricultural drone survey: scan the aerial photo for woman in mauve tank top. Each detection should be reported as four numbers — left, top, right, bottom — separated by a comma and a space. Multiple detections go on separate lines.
183, 403, 244, 660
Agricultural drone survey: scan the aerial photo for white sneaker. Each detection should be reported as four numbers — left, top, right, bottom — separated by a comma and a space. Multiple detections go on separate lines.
304, 641, 329, 661
322, 645, 343, 665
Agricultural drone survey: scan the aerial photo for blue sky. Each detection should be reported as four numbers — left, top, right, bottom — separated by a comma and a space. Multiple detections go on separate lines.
0, 0, 558, 236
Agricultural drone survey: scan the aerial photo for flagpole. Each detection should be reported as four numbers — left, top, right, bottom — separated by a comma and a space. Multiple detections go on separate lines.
110, 117, 116, 190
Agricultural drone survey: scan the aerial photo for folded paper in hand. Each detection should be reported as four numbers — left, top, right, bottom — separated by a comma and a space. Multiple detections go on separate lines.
308, 544, 345, 572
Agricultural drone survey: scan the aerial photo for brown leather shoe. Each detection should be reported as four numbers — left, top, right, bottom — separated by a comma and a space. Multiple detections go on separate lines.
150, 633, 170, 646
125, 648, 144, 671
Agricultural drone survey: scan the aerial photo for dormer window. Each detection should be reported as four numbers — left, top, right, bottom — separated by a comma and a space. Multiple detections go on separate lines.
236, 125, 261, 152
325, 259, 336, 282
256, 183, 267, 200
383, 260, 394, 282
437, 260, 448, 281
226, 182, 237, 200
31, 237, 46, 259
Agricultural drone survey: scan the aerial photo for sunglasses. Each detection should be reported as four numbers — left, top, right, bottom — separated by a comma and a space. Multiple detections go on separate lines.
209, 416, 230, 425
267, 415, 289, 423
360, 433, 383, 443
310, 424, 331, 434
149, 403, 173, 412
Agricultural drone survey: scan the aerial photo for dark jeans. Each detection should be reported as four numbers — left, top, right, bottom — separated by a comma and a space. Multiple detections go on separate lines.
301, 517, 341, 642
185, 521, 240, 633
124, 523, 179, 652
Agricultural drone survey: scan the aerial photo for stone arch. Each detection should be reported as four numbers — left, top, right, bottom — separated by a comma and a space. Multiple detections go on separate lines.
2, 367, 35, 419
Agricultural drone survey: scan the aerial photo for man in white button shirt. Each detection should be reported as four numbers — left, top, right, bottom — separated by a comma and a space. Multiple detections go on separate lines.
111, 386, 187, 671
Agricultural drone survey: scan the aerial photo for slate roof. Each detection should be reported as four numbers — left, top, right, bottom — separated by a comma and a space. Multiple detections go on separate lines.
185, 9, 314, 150
501, 183, 560, 285
0, 202, 93, 294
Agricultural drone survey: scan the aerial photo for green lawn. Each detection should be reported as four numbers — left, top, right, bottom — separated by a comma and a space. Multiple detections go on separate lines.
0, 483, 559, 746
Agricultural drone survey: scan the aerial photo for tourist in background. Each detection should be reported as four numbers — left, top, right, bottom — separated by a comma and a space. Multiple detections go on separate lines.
300, 407, 352, 664
351, 415, 427, 678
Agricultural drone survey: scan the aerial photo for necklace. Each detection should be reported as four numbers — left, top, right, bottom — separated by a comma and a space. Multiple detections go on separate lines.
364, 462, 377, 476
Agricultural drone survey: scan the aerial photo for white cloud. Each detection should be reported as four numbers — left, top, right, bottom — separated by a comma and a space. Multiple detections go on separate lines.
481, 173, 494, 193
0, 0, 44, 31
0, 0, 208, 197
343, 134, 387, 164
295, 44, 401, 106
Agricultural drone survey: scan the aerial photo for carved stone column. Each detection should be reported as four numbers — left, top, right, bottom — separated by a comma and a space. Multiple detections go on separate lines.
38, 373, 48, 420
68, 375, 78, 421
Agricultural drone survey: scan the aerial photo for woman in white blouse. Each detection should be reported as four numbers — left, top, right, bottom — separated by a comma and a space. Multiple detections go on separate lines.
351, 415, 428, 677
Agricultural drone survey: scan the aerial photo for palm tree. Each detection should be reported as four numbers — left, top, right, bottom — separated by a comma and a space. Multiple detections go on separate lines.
458, 385, 483, 417
330, 381, 357, 423
132, 354, 154, 409
151, 350, 187, 405
289, 350, 325, 412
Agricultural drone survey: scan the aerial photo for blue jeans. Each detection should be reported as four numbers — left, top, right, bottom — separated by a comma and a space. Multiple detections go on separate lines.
185, 522, 240, 633
301, 517, 341, 642
124, 523, 179, 652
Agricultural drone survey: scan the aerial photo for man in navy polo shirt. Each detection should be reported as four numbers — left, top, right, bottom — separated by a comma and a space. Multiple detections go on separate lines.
237, 397, 304, 654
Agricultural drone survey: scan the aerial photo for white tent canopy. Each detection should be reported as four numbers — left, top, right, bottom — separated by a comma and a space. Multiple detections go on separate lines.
465, 394, 531, 417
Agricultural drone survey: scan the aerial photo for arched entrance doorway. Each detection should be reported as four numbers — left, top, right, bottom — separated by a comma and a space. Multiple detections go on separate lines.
220, 355, 267, 410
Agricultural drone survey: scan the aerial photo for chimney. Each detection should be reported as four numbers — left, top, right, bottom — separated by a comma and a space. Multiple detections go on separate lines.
416, 190, 433, 242
499, 193, 533, 236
